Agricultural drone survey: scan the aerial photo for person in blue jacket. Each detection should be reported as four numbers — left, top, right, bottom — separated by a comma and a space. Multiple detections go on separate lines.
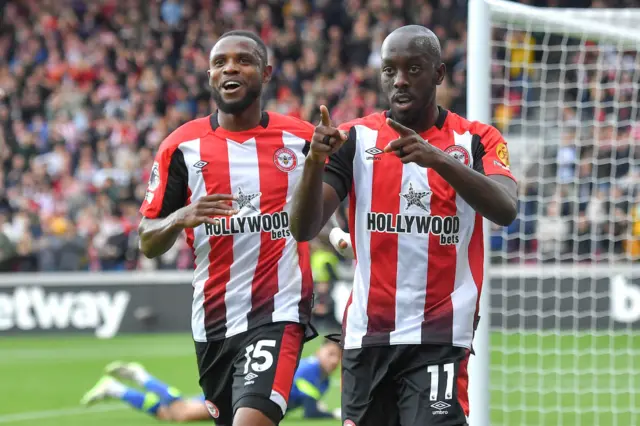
288, 339, 342, 419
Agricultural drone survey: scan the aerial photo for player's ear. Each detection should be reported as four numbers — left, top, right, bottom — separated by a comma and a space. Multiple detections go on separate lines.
206, 69, 213, 87
435, 62, 446, 86
263, 64, 273, 84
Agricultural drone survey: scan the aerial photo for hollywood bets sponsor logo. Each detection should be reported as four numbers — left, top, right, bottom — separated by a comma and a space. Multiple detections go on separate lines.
203, 187, 291, 240
367, 213, 460, 245
366, 182, 459, 245
204, 211, 291, 241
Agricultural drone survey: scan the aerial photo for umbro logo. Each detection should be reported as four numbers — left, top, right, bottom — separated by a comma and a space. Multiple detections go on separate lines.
365, 147, 383, 160
193, 161, 208, 174
244, 372, 258, 385
431, 400, 451, 415
431, 401, 451, 410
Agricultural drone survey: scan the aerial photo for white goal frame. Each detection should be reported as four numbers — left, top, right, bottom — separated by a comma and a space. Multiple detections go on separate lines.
466, 1, 640, 425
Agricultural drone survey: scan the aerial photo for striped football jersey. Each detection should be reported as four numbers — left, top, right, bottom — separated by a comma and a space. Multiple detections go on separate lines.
323, 107, 516, 350
140, 112, 315, 342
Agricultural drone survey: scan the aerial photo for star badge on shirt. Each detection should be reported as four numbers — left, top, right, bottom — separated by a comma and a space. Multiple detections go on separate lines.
400, 183, 431, 213
235, 188, 261, 213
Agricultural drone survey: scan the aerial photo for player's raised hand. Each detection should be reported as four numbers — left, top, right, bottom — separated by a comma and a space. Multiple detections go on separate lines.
384, 118, 442, 168
174, 194, 238, 228
308, 105, 348, 164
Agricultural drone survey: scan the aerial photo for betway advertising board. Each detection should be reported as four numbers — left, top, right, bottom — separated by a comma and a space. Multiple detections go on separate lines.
487, 265, 640, 330
1, 266, 639, 337
0, 272, 193, 338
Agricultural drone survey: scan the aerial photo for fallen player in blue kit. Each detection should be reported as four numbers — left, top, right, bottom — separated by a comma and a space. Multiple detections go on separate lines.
81, 339, 342, 422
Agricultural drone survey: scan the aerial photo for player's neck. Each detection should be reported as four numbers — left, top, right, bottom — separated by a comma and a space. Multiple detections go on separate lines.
217, 103, 263, 132
408, 102, 439, 134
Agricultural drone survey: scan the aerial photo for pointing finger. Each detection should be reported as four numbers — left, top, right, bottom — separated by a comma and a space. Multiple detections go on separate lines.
386, 118, 415, 137
320, 105, 332, 127
383, 137, 413, 153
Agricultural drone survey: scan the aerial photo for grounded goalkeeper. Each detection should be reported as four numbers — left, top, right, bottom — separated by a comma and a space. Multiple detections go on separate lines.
81, 339, 342, 422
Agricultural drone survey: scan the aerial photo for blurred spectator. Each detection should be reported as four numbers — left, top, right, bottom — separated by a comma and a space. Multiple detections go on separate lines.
310, 231, 342, 331
537, 199, 568, 262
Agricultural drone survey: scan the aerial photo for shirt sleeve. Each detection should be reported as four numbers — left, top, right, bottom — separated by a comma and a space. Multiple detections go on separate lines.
295, 377, 323, 400
139, 145, 189, 219
323, 125, 356, 201
472, 125, 516, 182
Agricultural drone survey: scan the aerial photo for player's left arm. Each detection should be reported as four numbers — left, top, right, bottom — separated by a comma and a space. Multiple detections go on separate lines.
385, 119, 517, 227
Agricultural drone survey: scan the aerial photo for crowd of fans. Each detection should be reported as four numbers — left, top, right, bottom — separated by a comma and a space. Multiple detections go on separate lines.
0, 0, 471, 275
0, 0, 638, 288
489, 13, 640, 263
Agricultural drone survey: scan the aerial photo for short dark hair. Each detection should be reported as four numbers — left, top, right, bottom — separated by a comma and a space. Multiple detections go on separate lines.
217, 30, 268, 68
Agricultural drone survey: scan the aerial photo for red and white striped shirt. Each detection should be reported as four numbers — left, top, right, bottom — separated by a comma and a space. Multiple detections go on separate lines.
324, 107, 516, 350
140, 112, 315, 342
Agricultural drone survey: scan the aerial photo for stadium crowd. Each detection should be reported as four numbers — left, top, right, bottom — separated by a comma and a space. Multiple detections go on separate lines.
489, 2, 640, 263
0, 0, 639, 287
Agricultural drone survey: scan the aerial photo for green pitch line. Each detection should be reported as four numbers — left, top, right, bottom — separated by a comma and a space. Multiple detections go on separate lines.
0, 332, 638, 426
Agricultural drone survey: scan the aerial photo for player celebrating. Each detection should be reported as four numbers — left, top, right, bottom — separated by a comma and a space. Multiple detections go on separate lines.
137, 31, 316, 426
79, 340, 342, 422
290, 25, 518, 426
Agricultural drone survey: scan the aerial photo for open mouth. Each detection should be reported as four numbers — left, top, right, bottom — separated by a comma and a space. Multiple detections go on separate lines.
393, 94, 413, 108
221, 81, 243, 93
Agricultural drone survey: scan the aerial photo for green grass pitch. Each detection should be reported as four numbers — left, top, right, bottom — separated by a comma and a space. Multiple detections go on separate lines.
0, 333, 638, 425
0, 334, 340, 426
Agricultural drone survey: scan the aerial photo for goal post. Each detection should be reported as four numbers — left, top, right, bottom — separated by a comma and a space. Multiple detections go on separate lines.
467, 1, 640, 426
466, 2, 491, 426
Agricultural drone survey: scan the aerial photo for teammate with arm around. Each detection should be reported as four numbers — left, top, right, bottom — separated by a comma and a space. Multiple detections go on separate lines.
137, 31, 316, 426
290, 25, 518, 426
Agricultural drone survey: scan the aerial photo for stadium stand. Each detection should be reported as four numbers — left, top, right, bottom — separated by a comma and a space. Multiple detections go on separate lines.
0, 0, 637, 276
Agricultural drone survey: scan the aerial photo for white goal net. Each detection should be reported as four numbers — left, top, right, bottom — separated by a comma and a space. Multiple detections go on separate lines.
468, 1, 640, 425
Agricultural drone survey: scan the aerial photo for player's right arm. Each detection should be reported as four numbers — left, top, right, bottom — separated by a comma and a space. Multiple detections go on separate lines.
138, 137, 237, 259
290, 106, 353, 242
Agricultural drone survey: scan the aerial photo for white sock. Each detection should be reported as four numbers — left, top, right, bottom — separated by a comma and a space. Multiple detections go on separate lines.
132, 366, 151, 386
106, 379, 128, 398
